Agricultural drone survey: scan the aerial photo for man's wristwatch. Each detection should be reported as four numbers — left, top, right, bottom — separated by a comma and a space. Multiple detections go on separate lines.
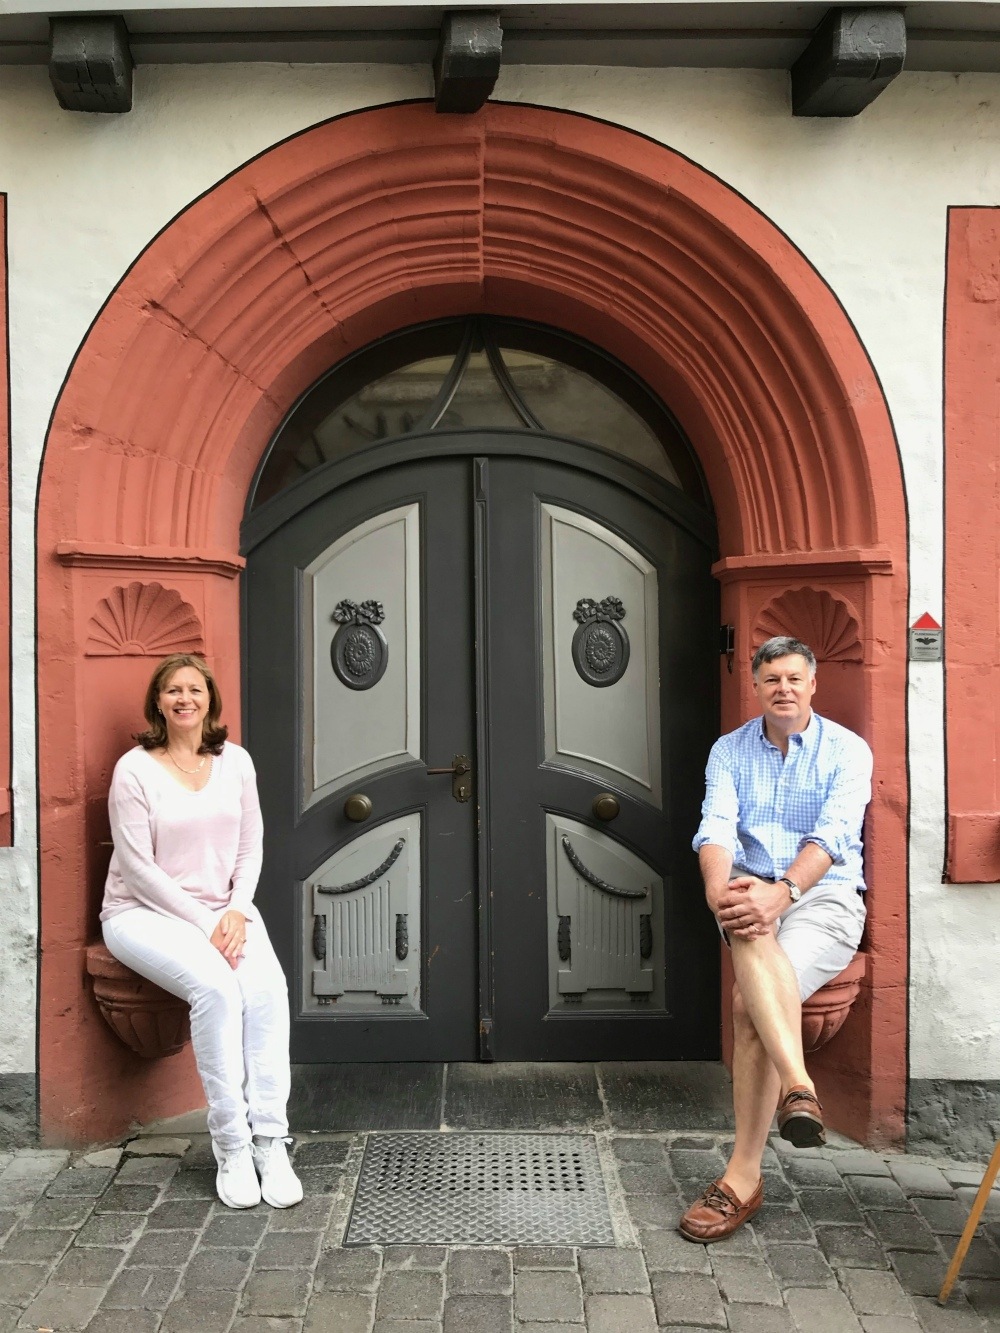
778, 876, 802, 903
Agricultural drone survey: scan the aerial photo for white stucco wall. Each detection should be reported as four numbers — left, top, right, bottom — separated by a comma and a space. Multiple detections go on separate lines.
1, 60, 998, 1084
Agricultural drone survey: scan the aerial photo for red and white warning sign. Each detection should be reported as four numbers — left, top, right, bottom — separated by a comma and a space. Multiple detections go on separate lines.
909, 613, 943, 660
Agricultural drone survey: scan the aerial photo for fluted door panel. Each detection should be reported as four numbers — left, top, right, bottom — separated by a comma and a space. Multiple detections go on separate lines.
545, 814, 665, 1013
305, 814, 422, 1016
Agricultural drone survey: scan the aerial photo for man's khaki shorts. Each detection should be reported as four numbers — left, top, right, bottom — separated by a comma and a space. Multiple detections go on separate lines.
722, 878, 867, 1001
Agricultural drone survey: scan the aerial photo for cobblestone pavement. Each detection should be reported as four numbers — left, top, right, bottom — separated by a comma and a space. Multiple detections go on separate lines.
0, 1130, 998, 1332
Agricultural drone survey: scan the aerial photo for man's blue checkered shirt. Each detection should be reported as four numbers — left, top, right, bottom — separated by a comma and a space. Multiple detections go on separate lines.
692, 712, 873, 893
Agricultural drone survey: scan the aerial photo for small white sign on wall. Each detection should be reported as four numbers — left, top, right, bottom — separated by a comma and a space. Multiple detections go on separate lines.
909, 613, 943, 662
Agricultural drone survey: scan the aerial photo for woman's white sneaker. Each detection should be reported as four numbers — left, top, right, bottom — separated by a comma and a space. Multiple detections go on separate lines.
252, 1136, 303, 1208
212, 1141, 261, 1209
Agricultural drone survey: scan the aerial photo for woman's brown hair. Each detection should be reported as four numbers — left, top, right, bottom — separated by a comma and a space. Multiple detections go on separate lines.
135, 654, 229, 754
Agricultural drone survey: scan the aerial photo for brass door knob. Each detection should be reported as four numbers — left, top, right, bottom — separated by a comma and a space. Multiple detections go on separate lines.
592, 793, 620, 821
344, 793, 373, 822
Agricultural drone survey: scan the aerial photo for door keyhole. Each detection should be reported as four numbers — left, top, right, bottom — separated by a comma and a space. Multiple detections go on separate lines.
426, 755, 473, 803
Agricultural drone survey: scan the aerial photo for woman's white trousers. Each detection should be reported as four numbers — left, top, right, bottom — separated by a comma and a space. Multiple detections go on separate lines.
103, 907, 291, 1150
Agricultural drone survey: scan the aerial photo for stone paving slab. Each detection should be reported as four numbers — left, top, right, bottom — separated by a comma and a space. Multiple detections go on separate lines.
0, 1131, 998, 1331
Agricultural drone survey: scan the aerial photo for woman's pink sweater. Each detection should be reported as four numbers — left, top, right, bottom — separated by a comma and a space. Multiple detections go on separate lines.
101, 741, 263, 937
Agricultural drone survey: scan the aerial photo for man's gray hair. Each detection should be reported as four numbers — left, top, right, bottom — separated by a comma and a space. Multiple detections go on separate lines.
751, 636, 817, 677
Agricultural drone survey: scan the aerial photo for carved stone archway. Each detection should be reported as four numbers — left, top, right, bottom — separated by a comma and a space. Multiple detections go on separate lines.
37, 101, 908, 1145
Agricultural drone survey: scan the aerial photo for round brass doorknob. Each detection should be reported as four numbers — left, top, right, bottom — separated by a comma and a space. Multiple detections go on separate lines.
344, 793, 373, 822
592, 793, 620, 821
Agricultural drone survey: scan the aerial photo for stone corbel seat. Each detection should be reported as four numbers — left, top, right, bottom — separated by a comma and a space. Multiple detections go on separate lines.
87, 942, 867, 1060
801, 951, 866, 1052
86, 942, 190, 1058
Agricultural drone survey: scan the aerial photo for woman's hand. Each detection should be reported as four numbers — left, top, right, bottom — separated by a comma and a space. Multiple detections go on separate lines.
210, 910, 248, 969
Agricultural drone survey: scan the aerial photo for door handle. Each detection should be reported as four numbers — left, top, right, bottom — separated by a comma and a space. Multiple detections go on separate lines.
592, 792, 620, 821
426, 754, 472, 803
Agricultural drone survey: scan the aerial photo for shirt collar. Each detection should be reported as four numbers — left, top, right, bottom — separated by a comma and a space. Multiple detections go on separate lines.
757, 710, 818, 751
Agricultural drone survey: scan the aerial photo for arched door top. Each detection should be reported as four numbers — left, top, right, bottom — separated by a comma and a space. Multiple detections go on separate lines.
41, 100, 902, 564
249, 316, 709, 511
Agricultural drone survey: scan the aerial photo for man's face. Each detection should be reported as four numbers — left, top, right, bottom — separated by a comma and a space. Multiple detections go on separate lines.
752, 653, 817, 734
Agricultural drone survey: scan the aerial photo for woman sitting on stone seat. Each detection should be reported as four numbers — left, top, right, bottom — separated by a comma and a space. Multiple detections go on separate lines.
100, 652, 302, 1211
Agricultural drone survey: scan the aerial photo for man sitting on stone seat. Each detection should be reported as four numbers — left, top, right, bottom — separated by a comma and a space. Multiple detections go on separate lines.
679, 635, 872, 1243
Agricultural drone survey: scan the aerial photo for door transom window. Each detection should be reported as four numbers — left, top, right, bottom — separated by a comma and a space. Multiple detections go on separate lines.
251, 317, 707, 509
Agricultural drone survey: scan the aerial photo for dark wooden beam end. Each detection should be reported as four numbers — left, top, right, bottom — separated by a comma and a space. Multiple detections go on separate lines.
434, 12, 502, 114
792, 7, 905, 117
49, 16, 134, 114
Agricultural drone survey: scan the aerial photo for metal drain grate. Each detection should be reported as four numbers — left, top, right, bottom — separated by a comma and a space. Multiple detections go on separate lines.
345, 1132, 615, 1246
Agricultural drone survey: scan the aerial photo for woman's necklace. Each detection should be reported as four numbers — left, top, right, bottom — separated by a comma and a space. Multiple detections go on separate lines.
166, 748, 207, 775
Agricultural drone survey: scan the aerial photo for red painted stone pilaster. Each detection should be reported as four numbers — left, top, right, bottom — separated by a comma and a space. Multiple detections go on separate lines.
944, 209, 1000, 882
0, 198, 10, 845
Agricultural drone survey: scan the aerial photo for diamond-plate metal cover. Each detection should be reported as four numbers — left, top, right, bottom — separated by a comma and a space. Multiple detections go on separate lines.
345, 1132, 615, 1246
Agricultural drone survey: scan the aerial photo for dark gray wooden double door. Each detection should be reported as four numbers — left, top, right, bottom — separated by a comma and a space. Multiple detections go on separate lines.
244, 437, 719, 1063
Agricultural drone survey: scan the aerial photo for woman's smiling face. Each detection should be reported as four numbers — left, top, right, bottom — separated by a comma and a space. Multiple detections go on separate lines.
158, 665, 210, 740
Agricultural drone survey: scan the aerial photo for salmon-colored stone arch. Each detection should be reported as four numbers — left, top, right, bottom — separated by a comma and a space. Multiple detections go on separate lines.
37, 101, 908, 1145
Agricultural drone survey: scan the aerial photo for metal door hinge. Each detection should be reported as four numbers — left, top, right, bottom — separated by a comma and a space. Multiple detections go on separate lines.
478, 1014, 494, 1060
720, 624, 735, 674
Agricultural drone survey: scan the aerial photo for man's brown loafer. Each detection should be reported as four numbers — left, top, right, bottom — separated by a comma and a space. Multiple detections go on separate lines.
777, 1084, 826, 1147
678, 1176, 764, 1242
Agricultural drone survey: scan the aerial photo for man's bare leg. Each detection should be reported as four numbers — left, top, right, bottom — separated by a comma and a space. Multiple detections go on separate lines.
722, 987, 782, 1203
677, 993, 776, 1240
728, 932, 811, 1095
678, 937, 813, 1240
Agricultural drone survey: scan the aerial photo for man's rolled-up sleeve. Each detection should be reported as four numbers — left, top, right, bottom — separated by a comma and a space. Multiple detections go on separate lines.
800, 735, 873, 865
692, 738, 740, 858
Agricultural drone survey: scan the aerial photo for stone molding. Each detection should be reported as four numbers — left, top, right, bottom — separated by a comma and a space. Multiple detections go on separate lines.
56, 541, 244, 578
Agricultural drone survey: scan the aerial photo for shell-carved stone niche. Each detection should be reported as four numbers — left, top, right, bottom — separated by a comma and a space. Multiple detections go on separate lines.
753, 587, 862, 662
86, 582, 205, 657
86, 943, 190, 1059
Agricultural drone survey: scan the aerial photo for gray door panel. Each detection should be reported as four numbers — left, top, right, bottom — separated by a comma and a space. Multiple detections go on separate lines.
307, 812, 422, 1013
546, 814, 665, 1010
303, 503, 421, 807
540, 503, 662, 806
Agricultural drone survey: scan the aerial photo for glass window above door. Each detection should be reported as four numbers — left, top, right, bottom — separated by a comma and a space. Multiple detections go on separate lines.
251, 317, 707, 508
